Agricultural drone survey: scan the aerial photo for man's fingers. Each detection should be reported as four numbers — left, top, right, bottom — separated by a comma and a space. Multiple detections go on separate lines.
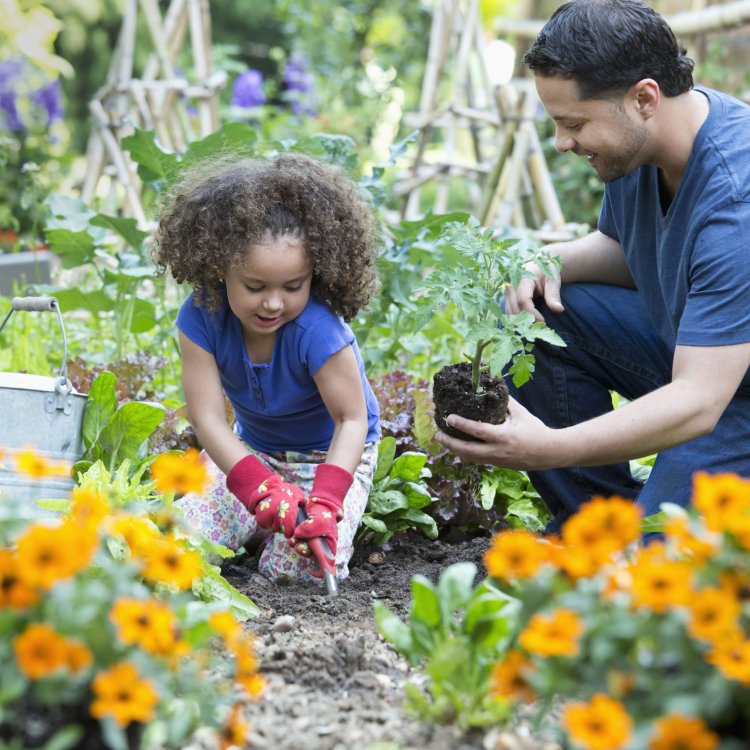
444, 414, 494, 439
543, 280, 565, 313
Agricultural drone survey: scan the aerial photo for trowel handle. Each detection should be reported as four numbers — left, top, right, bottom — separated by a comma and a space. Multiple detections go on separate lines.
11, 296, 58, 312
296, 506, 338, 597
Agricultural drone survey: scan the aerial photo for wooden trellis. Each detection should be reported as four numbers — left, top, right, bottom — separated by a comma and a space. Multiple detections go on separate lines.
80, 0, 225, 227
395, 0, 570, 238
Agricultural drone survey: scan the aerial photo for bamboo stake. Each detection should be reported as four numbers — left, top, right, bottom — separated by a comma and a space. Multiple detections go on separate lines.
188, 0, 213, 136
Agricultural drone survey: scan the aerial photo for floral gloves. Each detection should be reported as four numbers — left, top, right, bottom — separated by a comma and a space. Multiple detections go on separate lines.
226, 455, 304, 538
291, 463, 353, 557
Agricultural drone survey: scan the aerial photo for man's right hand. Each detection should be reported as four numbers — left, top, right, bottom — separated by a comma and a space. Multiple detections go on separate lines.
504, 261, 564, 323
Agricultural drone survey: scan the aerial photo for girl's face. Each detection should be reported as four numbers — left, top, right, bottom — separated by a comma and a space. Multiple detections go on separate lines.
225, 234, 312, 340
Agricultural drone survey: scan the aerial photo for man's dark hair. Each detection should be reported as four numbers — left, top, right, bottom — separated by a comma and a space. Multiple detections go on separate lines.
523, 0, 694, 99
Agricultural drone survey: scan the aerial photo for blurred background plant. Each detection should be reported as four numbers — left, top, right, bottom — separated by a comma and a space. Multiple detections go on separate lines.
0, 446, 261, 750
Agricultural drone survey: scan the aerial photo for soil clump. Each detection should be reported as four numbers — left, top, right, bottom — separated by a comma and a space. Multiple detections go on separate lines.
432, 363, 509, 441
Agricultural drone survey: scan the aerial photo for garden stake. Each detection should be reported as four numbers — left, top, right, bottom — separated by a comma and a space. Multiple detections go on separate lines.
296, 506, 338, 597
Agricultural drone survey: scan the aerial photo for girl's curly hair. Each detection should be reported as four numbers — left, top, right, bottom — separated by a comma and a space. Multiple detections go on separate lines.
152, 152, 380, 321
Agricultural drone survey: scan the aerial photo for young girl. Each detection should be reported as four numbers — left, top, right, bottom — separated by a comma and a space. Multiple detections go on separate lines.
153, 152, 381, 585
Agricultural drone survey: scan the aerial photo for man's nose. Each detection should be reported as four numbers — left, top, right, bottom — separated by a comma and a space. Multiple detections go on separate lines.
554, 129, 575, 153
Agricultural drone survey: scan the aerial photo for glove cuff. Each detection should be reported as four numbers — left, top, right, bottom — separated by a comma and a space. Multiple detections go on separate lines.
310, 463, 354, 510
226, 454, 274, 498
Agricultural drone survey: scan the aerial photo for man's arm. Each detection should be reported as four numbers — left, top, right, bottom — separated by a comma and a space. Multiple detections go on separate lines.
436, 341, 750, 470
505, 230, 636, 322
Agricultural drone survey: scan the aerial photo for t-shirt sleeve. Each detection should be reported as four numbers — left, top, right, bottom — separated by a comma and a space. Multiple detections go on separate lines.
175, 293, 215, 353
597, 187, 620, 242
298, 312, 356, 376
679, 201, 750, 346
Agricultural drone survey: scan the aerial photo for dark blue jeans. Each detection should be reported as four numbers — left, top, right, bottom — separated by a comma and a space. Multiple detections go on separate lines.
508, 283, 750, 534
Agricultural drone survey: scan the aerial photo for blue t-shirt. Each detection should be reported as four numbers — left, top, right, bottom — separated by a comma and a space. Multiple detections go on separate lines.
598, 86, 750, 391
176, 290, 381, 453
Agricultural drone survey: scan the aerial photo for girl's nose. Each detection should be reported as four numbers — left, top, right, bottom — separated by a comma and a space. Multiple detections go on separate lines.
262, 292, 282, 312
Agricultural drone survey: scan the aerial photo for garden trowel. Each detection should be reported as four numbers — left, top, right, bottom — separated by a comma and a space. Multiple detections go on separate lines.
296, 506, 338, 597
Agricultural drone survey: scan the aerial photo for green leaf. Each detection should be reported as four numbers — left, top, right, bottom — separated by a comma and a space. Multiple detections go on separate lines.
400, 509, 438, 539
44, 228, 96, 267
90, 214, 149, 249
360, 516, 388, 533
122, 129, 179, 184
368, 489, 409, 515
97, 401, 166, 466
373, 601, 415, 658
182, 121, 258, 165
50, 288, 114, 314
128, 297, 157, 333
389, 451, 428, 482
192, 567, 259, 619
437, 562, 478, 618
410, 575, 442, 628
402, 482, 433, 509
38, 726, 85, 750
99, 717, 129, 750
373, 437, 397, 482
82, 371, 118, 451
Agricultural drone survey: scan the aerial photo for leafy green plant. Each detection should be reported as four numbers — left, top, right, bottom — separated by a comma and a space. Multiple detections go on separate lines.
374, 561, 515, 729
75, 371, 166, 477
412, 218, 565, 390
357, 436, 437, 545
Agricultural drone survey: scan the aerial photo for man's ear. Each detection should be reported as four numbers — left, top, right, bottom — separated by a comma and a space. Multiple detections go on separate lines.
632, 79, 659, 119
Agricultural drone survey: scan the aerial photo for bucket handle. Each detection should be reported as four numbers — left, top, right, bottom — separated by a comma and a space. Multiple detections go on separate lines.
0, 296, 69, 381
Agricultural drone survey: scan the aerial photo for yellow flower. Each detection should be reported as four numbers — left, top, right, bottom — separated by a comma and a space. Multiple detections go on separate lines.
139, 535, 203, 590
648, 714, 720, 750
484, 530, 549, 580
210, 611, 243, 648
151, 448, 209, 496
489, 649, 535, 703
628, 544, 693, 613
686, 586, 741, 643
705, 637, 750, 686
519, 608, 583, 658
65, 640, 93, 674
219, 704, 250, 750
15, 521, 96, 590
237, 671, 267, 700
90, 662, 159, 727
14, 447, 70, 480
692, 472, 750, 533
663, 515, 718, 565
106, 514, 161, 555
110, 597, 188, 658
0, 549, 38, 608
562, 693, 633, 750
13, 623, 70, 679
69, 486, 109, 528
563, 496, 641, 554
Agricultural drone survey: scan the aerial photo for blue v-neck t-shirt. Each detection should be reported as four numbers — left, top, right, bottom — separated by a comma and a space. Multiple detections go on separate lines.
598, 86, 750, 391
176, 290, 380, 453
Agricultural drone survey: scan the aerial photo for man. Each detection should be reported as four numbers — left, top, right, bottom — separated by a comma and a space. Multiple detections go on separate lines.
436, 0, 750, 533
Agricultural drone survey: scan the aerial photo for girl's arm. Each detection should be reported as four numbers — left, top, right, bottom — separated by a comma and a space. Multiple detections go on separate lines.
312, 344, 369, 473
179, 331, 248, 475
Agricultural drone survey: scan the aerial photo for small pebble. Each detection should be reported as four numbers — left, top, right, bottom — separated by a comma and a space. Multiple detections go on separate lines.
368, 550, 386, 565
271, 615, 295, 633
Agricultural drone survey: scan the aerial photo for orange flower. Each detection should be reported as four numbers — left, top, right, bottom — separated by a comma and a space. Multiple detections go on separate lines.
90, 662, 159, 727
106, 514, 160, 555
219, 704, 250, 750
65, 640, 93, 673
69, 486, 109, 528
0, 549, 38, 608
562, 693, 633, 750
489, 649, 535, 703
648, 714, 720, 750
686, 586, 741, 643
110, 597, 188, 658
628, 544, 693, 613
692, 472, 750, 533
151, 448, 209, 496
14, 447, 70, 480
15, 521, 96, 590
663, 515, 718, 565
139, 535, 203, 591
705, 637, 750, 686
519, 608, 583, 658
237, 671, 267, 700
210, 611, 243, 648
13, 623, 70, 679
484, 530, 549, 580
563, 496, 642, 553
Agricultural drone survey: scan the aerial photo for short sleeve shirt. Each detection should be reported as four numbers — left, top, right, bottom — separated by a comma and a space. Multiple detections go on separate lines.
598, 86, 750, 390
176, 290, 381, 453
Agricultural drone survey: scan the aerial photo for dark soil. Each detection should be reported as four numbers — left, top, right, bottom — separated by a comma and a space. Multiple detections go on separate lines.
432, 362, 509, 441
223, 531, 562, 750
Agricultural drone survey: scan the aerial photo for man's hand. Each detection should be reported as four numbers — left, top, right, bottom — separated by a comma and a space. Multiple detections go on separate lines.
434, 396, 557, 471
504, 262, 564, 323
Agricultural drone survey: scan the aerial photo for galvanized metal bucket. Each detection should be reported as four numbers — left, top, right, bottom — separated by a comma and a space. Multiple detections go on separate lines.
0, 296, 86, 511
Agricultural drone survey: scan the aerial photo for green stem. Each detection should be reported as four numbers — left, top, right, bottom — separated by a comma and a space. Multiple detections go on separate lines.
471, 340, 490, 394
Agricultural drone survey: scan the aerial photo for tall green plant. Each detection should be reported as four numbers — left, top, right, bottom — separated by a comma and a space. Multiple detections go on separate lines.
411, 218, 565, 390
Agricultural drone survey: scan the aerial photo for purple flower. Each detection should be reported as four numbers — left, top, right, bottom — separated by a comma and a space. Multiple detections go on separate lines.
31, 79, 63, 126
0, 91, 23, 132
283, 57, 314, 94
232, 69, 266, 109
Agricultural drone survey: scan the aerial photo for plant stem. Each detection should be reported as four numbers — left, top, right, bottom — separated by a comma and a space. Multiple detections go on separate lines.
471, 340, 489, 394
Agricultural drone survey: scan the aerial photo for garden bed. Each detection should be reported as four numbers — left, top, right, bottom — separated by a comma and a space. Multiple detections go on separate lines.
224, 531, 561, 750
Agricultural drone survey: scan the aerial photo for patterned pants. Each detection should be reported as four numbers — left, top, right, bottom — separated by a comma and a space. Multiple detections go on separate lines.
176, 443, 378, 585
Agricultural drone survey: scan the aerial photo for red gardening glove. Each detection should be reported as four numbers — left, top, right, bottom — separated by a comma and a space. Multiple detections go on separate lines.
291, 463, 353, 558
226, 455, 304, 538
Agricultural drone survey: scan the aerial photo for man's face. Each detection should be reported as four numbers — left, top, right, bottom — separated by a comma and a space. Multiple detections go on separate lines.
534, 74, 649, 183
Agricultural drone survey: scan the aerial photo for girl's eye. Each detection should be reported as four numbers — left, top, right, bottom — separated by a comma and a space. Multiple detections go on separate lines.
246, 286, 262, 293
286, 285, 303, 292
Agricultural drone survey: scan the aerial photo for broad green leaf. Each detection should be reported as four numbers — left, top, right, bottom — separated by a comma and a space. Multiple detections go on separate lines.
373, 601, 414, 657
373, 436, 397, 482
410, 576, 442, 628
38, 725, 85, 750
360, 516, 388, 533
402, 482, 433, 509
82, 371, 117, 450
44, 228, 96, 267
90, 214, 149, 249
437, 562, 477, 618
192, 567, 259, 619
97, 401, 166, 465
389, 451, 428, 482
122, 129, 179, 184
182, 121, 258, 165
51, 287, 114, 314
128, 297, 157, 333
368, 489, 409, 515
400, 509, 438, 539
